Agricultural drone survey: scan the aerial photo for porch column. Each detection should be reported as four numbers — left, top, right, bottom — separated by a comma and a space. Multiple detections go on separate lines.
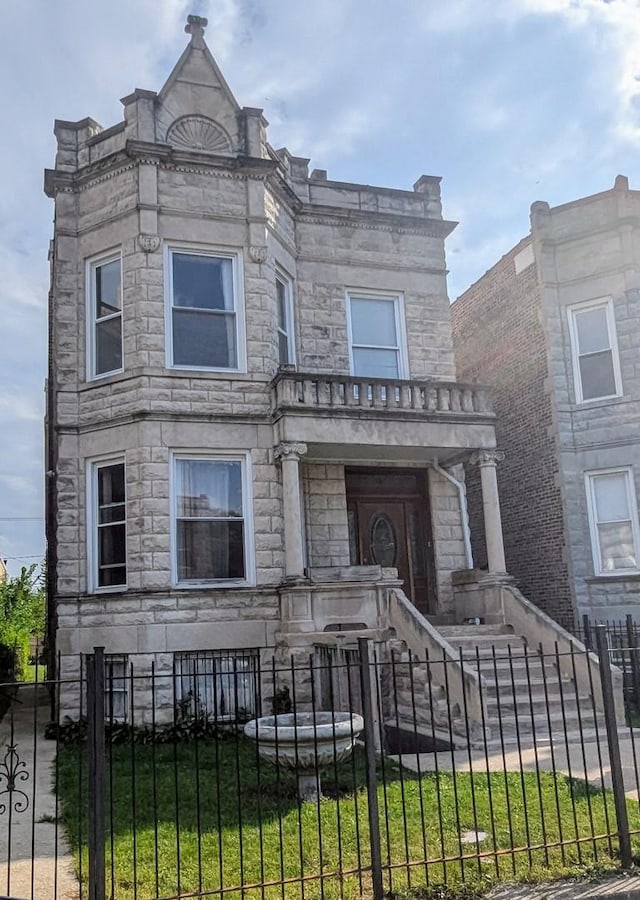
471, 449, 507, 574
275, 441, 308, 579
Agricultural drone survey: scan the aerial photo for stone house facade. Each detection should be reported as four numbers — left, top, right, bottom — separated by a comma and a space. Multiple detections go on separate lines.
452, 176, 640, 628
45, 17, 511, 721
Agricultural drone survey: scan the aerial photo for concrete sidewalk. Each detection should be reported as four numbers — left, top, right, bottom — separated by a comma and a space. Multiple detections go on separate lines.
489, 870, 640, 899
0, 684, 78, 900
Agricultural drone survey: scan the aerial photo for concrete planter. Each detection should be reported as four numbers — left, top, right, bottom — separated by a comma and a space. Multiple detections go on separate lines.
244, 711, 364, 799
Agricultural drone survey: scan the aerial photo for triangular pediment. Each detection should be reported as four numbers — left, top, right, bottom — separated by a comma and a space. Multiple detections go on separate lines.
155, 16, 241, 155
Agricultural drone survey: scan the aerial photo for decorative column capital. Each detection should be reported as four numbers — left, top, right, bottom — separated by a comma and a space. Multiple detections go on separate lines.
470, 449, 505, 468
274, 442, 308, 463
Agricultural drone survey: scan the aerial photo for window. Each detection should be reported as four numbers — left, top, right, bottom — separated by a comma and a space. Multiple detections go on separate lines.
88, 253, 122, 378
173, 455, 251, 584
347, 292, 407, 379
568, 299, 622, 403
276, 270, 295, 366
586, 469, 640, 575
167, 247, 244, 370
174, 650, 258, 721
105, 656, 129, 722
90, 459, 126, 590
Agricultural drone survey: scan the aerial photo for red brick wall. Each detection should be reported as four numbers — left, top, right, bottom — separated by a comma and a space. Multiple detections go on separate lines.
451, 243, 575, 629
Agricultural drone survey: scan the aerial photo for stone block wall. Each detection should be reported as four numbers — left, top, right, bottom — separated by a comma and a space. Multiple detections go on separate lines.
451, 240, 575, 628
428, 468, 469, 615
303, 464, 351, 568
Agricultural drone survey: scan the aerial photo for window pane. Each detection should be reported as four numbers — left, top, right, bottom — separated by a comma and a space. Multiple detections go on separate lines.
353, 347, 399, 379
172, 309, 237, 368
99, 464, 125, 506
98, 565, 126, 587
575, 306, 610, 354
177, 460, 242, 518
598, 522, 637, 571
593, 473, 631, 522
96, 317, 122, 375
276, 278, 288, 330
579, 350, 616, 400
278, 331, 290, 365
99, 523, 126, 567
95, 259, 121, 317
351, 298, 397, 346
172, 254, 234, 311
177, 520, 245, 580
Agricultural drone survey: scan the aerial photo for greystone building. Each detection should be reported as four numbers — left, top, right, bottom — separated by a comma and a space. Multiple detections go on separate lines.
452, 176, 640, 627
46, 16, 607, 731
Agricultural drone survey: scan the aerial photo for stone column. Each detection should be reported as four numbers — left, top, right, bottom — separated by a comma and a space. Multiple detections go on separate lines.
471, 450, 507, 574
275, 442, 308, 579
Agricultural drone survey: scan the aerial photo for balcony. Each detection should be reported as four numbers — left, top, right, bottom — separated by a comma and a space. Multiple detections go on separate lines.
272, 372, 496, 462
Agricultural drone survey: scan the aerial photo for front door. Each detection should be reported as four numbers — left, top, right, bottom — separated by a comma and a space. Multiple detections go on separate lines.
346, 469, 435, 616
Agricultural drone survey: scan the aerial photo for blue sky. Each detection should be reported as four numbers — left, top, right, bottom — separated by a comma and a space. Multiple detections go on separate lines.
0, 0, 638, 575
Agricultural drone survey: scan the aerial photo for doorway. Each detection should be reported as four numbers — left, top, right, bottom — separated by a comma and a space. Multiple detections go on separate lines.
345, 468, 436, 616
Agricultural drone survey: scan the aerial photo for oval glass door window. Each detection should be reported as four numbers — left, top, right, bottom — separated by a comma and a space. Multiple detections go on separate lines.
370, 514, 398, 567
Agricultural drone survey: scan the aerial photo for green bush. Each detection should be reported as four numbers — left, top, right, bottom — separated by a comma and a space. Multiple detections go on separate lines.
0, 564, 46, 682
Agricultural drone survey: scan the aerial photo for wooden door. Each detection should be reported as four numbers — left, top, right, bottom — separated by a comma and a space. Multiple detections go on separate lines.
346, 469, 435, 616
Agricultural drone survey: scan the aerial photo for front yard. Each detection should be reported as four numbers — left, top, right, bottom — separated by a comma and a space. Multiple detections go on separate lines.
56, 737, 640, 900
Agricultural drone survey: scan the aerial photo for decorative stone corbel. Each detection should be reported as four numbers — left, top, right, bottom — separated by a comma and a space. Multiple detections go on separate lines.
249, 245, 268, 264
138, 234, 160, 253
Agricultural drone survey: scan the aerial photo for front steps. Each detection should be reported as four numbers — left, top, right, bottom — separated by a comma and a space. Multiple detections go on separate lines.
438, 624, 605, 746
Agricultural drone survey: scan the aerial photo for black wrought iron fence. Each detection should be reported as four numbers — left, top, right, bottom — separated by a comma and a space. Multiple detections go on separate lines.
579, 615, 640, 711
1, 630, 640, 900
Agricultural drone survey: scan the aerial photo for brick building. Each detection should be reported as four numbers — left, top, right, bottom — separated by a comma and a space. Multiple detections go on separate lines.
452, 177, 640, 628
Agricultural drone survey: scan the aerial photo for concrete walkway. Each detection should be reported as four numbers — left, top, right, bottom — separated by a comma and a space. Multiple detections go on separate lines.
0, 684, 78, 900
392, 727, 640, 799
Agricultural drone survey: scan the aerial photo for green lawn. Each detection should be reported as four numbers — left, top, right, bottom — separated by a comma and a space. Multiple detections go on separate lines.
56, 737, 640, 900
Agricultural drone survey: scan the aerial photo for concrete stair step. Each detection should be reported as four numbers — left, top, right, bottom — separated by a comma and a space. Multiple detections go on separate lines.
438, 624, 514, 637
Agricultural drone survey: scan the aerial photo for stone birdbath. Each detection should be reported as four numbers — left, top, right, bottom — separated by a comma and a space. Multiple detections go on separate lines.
244, 711, 364, 800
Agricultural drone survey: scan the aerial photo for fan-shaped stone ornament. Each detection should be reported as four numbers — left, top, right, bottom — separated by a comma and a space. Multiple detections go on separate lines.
166, 116, 232, 154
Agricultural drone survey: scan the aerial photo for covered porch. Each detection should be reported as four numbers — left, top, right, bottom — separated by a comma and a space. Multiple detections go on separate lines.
271, 371, 508, 624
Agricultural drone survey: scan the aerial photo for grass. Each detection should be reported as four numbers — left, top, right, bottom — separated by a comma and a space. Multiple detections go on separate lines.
56, 737, 640, 900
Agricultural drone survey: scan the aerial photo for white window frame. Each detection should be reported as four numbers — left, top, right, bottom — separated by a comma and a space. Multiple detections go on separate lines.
346, 290, 408, 380
87, 455, 127, 594
170, 451, 255, 588
567, 297, 622, 404
165, 242, 246, 373
86, 249, 123, 381
275, 267, 296, 367
585, 467, 640, 577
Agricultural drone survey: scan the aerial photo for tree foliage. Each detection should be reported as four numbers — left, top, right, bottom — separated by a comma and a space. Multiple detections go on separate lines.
0, 564, 46, 679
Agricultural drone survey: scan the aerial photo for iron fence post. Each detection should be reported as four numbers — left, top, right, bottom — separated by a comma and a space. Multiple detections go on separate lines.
582, 614, 592, 650
625, 615, 640, 712
358, 638, 384, 900
87, 647, 106, 900
595, 625, 632, 868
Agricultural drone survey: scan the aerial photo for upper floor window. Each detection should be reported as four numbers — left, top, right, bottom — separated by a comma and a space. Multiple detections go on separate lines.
586, 468, 640, 575
172, 454, 252, 585
567, 299, 622, 403
88, 253, 122, 378
167, 247, 245, 371
347, 292, 407, 380
89, 458, 126, 591
276, 270, 296, 366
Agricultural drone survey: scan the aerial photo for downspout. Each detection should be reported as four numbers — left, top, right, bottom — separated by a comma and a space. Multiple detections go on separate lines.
45, 236, 59, 707
430, 461, 474, 570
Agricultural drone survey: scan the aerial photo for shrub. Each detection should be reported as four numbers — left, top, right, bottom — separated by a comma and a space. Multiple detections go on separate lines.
0, 564, 46, 681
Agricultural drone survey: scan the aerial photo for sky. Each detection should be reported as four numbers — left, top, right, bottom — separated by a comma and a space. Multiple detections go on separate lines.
0, 0, 638, 576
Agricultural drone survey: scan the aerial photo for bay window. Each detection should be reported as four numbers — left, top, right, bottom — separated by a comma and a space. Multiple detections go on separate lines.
88, 253, 122, 378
